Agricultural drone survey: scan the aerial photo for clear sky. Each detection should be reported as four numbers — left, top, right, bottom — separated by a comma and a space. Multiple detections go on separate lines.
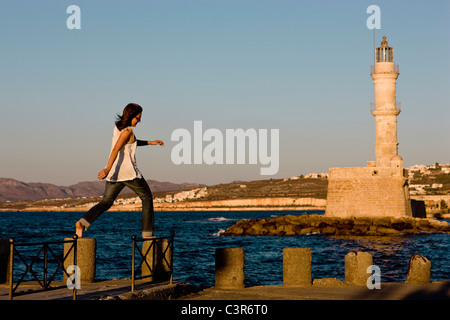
1, 0, 449, 186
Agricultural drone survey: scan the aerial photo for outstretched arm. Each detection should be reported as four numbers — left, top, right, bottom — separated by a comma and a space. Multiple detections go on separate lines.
98, 129, 133, 180
137, 139, 164, 147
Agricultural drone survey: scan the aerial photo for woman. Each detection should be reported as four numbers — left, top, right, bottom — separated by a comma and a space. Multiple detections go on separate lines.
75, 103, 164, 239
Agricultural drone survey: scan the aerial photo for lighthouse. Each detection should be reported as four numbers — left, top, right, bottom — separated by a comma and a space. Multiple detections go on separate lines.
371, 35, 401, 168
325, 36, 413, 218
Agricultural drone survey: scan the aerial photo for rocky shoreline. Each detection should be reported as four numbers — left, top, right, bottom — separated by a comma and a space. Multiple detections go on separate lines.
221, 214, 450, 237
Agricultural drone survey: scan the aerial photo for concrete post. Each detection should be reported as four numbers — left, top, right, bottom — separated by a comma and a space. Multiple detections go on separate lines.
345, 251, 373, 286
142, 239, 172, 282
215, 248, 245, 289
283, 248, 312, 287
64, 237, 96, 284
0, 239, 11, 284
406, 254, 431, 285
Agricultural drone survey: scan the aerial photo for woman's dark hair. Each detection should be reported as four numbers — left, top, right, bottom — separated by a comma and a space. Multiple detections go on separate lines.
115, 103, 143, 130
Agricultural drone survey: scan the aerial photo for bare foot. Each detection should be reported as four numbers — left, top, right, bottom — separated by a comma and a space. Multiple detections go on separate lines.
75, 221, 84, 238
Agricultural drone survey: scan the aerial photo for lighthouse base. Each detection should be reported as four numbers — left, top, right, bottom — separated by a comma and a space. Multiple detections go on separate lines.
325, 166, 412, 218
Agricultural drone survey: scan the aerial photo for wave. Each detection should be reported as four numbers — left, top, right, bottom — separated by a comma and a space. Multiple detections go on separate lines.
208, 217, 234, 222
212, 229, 226, 236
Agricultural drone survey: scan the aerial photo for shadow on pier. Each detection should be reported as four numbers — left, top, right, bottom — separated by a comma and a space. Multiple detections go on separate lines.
180, 280, 450, 300
0, 279, 196, 300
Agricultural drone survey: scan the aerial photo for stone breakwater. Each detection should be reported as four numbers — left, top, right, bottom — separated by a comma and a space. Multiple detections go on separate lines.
221, 214, 450, 236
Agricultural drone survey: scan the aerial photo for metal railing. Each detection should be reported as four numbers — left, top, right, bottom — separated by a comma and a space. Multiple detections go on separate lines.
8, 236, 78, 300
370, 64, 399, 73
131, 232, 174, 292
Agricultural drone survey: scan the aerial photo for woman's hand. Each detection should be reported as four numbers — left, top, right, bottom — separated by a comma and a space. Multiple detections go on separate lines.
154, 140, 164, 146
98, 168, 110, 180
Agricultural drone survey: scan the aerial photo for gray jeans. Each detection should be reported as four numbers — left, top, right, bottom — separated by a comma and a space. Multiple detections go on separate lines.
78, 177, 154, 238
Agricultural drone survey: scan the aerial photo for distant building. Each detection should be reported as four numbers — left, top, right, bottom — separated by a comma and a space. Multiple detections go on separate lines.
304, 173, 328, 179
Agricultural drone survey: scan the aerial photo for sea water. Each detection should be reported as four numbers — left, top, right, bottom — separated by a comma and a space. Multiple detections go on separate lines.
0, 210, 448, 288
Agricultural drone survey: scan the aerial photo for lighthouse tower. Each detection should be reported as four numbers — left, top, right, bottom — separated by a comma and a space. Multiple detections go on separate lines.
371, 36, 401, 168
325, 35, 413, 218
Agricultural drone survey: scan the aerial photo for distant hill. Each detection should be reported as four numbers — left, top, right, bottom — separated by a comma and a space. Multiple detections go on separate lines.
0, 178, 206, 202
1, 163, 448, 203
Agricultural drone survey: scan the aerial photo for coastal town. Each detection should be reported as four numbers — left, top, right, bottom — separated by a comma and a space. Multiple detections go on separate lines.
1, 163, 448, 218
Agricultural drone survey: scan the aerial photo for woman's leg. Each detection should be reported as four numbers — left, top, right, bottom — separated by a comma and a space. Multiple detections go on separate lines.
76, 181, 125, 237
124, 178, 154, 238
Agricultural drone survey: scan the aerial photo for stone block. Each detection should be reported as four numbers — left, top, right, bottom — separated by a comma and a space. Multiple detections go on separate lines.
215, 248, 245, 289
406, 255, 431, 285
345, 251, 373, 286
325, 167, 412, 218
64, 237, 96, 284
283, 248, 312, 287
300, 227, 314, 234
376, 227, 401, 235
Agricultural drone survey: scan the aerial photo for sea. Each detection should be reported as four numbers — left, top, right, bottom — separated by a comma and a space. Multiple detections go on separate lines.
1, 210, 448, 288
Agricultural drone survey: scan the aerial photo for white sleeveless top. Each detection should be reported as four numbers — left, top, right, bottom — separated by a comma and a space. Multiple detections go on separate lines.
105, 126, 143, 182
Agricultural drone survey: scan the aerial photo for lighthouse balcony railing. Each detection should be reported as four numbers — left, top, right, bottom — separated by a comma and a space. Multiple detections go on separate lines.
370, 64, 399, 73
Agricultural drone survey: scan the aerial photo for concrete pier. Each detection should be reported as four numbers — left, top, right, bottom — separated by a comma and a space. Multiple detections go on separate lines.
283, 248, 312, 287
64, 237, 96, 284
215, 248, 245, 289
0, 280, 194, 300
345, 251, 373, 286
1, 244, 447, 300
182, 281, 449, 300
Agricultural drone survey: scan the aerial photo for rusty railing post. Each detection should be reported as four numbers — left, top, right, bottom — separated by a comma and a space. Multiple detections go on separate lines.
131, 235, 136, 292
8, 239, 14, 300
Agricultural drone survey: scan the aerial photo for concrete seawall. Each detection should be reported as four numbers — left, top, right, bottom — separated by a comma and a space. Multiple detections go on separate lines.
6, 197, 327, 212
4, 196, 449, 217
